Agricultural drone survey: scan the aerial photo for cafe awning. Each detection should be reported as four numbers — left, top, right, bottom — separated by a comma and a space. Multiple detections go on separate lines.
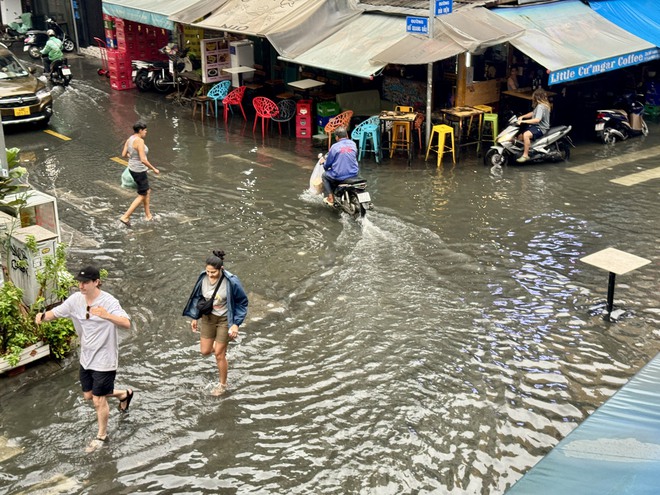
168, 0, 229, 25
102, 0, 202, 30
279, 14, 408, 79
372, 6, 523, 65
494, 0, 660, 85
589, 0, 660, 47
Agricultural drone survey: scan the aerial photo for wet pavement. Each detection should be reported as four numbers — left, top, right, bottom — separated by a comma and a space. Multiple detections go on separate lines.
0, 50, 659, 494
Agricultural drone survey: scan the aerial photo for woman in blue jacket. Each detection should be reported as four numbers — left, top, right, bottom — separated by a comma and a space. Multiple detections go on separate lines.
183, 250, 248, 396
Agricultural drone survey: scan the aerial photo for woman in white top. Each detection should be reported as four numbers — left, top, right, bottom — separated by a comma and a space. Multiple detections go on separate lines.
119, 121, 160, 227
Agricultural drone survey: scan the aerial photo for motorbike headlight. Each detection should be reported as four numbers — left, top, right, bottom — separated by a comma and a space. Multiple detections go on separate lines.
37, 87, 51, 99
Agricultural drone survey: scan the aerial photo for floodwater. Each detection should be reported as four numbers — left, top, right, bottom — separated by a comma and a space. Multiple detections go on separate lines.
0, 55, 658, 494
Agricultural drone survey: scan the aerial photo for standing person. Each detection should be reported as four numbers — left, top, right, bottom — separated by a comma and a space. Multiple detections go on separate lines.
183, 250, 249, 396
516, 88, 551, 163
507, 67, 519, 91
321, 126, 359, 205
40, 29, 62, 75
35, 265, 133, 452
119, 121, 160, 227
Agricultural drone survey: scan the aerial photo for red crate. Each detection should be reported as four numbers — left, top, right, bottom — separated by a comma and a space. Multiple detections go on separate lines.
296, 115, 312, 139
296, 99, 312, 116
110, 76, 135, 91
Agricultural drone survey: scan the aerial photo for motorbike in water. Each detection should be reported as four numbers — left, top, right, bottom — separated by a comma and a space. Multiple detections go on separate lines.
595, 92, 648, 144
48, 58, 72, 87
24, 18, 75, 59
309, 154, 373, 219
483, 113, 573, 167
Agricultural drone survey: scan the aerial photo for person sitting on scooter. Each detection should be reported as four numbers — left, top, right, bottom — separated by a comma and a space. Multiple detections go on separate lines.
516, 88, 551, 163
40, 29, 62, 75
321, 126, 359, 205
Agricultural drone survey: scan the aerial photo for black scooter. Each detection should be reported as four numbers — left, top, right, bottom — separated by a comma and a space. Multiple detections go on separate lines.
49, 58, 72, 87
595, 92, 649, 144
24, 18, 74, 59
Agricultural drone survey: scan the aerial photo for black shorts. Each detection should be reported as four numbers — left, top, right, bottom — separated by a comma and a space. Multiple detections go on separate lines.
80, 365, 116, 396
129, 169, 150, 195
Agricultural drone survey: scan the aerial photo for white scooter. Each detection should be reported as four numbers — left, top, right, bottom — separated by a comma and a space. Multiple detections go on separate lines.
484, 114, 574, 167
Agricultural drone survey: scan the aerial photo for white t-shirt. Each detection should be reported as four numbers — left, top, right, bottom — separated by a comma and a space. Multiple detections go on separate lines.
201, 275, 228, 317
53, 291, 129, 371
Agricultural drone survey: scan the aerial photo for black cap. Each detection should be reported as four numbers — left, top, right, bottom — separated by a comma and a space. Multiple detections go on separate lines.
75, 266, 100, 282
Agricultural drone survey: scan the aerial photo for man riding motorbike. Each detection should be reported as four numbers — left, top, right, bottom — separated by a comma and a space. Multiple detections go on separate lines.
40, 29, 62, 75
322, 126, 359, 205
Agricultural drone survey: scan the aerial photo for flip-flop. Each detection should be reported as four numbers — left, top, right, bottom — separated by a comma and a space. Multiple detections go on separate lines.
118, 389, 133, 413
119, 218, 132, 228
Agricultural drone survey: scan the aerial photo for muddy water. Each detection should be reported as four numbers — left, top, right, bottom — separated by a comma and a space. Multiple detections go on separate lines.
0, 58, 658, 494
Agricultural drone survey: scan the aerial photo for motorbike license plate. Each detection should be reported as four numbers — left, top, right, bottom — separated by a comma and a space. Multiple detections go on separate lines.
357, 192, 371, 203
132, 70, 137, 78
595, 122, 604, 131
14, 107, 30, 116
61, 67, 71, 75
23, 45, 29, 51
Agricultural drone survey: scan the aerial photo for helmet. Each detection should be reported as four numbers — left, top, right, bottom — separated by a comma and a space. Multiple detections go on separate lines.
47, 29, 56, 37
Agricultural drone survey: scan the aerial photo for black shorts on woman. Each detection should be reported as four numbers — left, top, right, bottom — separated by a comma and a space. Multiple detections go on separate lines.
129, 169, 150, 195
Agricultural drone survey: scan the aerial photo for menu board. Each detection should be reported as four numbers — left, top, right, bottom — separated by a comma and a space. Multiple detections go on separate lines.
201, 38, 230, 84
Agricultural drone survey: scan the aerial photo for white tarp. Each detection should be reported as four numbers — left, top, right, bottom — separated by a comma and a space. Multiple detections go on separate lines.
372, 6, 523, 65
103, 0, 202, 30
169, 0, 230, 25
279, 14, 408, 79
494, 0, 659, 84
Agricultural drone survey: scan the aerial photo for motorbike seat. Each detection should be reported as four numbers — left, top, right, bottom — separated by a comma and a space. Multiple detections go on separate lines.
337, 176, 366, 186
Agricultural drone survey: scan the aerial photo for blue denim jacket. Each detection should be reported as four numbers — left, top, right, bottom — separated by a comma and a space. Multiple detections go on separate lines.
182, 269, 248, 326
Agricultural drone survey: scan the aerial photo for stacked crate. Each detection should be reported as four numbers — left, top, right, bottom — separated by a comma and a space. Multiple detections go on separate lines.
296, 100, 313, 138
316, 101, 341, 134
102, 15, 170, 91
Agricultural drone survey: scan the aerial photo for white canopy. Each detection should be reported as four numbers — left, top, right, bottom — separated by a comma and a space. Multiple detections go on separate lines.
494, 0, 659, 84
279, 14, 408, 79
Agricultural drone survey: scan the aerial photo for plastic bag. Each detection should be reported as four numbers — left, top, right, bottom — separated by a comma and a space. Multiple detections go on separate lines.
309, 154, 325, 195
121, 167, 137, 189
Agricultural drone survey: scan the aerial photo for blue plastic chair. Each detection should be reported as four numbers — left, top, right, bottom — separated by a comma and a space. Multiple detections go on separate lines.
206, 80, 231, 122
351, 116, 381, 163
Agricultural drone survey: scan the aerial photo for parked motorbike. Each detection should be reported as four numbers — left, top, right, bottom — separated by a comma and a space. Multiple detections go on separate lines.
1, 13, 32, 44
595, 92, 648, 144
131, 59, 168, 93
24, 18, 75, 59
49, 58, 72, 87
483, 113, 573, 167
309, 154, 373, 218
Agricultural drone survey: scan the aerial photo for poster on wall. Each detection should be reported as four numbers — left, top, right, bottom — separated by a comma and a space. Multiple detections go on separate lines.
201, 38, 230, 84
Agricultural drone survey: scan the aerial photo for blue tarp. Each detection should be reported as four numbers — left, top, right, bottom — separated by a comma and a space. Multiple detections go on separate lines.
507, 353, 660, 494
590, 0, 660, 48
102, 0, 202, 31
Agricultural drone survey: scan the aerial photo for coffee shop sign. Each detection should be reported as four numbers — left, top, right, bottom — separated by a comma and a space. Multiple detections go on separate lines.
549, 48, 660, 84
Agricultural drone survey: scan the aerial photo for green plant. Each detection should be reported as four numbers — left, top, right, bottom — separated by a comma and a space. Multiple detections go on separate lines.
0, 147, 28, 215
0, 282, 38, 366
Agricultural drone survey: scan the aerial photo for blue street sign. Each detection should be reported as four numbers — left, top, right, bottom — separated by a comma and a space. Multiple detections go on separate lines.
435, 0, 453, 16
406, 16, 428, 35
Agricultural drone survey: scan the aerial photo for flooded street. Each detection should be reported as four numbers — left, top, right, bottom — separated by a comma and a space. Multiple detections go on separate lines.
1, 56, 658, 494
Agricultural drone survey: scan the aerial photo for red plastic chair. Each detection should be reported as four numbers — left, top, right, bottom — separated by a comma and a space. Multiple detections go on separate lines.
222, 86, 247, 123
324, 110, 353, 149
252, 96, 279, 137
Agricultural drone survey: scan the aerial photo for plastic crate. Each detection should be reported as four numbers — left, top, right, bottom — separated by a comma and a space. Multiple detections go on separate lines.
317, 100, 340, 117
110, 77, 135, 91
296, 114, 312, 139
296, 99, 312, 116
316, 115, 335, 130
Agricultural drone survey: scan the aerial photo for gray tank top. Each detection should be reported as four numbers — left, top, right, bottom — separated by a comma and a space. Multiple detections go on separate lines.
127, 135, 148, 172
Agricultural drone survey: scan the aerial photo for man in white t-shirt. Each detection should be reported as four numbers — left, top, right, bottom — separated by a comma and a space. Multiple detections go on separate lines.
36, 265, 132, 452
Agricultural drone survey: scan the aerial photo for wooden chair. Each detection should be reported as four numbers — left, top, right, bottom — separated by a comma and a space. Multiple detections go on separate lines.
324, 110, 353, 150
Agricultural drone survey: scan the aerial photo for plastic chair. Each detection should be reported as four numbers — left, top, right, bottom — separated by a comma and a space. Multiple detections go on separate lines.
478, 113, 499, 153
252, 96, 279, 137
206, 80, 231, 122
222, 86, 247, 123
351, 116, 381, 163
469, 104, 492, 138
395, 105, 414, 113
390, 106, 415, 157
324, 110, 353, 150
271, 99, 297, 136
425, 124, 456, 166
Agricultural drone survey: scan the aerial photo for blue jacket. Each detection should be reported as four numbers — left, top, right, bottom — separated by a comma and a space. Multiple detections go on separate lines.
324, 138, 359, 180
182, 269, 248, 326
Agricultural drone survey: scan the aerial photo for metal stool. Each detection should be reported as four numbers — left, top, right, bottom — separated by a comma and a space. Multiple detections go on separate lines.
478, 113, 499, 152
425, 124, 455, 166
191, 95, 214, 124
390, 120, 412, 158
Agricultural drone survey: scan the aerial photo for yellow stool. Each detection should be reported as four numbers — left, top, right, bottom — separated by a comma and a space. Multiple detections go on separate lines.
478, 113, 499, 152
390, 120, 412, 157
425, 124, 455, 166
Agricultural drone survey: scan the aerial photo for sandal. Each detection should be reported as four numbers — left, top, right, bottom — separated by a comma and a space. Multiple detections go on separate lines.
85, 435, 109, 453
118, 389, 133, 413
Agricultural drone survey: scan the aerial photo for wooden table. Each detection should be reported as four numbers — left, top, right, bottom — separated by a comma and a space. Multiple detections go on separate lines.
179, 72, 211, 100
379, 111, 417, 164
439, 106, 484, 156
